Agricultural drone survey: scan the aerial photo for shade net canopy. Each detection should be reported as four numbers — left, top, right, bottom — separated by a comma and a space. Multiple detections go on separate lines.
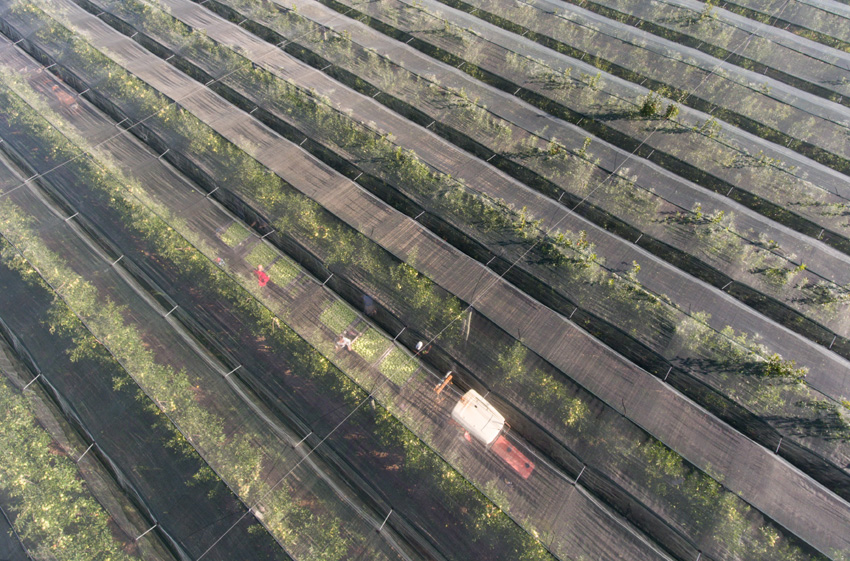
0, 1, 849, 561
561, 0, 850, 105
49, 0, 850, 508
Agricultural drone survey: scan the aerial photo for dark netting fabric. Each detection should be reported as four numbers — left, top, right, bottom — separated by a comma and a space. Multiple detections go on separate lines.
50, 0, 850, 520
0, 1, 849, 561
559, 0, 850, 105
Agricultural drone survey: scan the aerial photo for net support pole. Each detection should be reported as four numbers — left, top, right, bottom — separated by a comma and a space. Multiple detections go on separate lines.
158, 149, 170, 160
569, 307, 577, 319
223, 365, 241, 378
377, 509, 393, 532
115, 117, 129, 128
294, 432, 312, 448
110, 255, 124, 267
64, 212, 79, 222
830, 336, 837, 349
696, 553, 701, 561
205, 186, 219, 198
414, 210, 425, 220
664, 366, 672, 381
22, 373, 41, 390
260, 230, 276, 240
134, 523, 158, 542
322, 273, 333, 286
634, 233, 643, 244
76, 442, 95, 463
486, 154, 496, 162
775, 438, 782, 454
164, 305, 178, 318
574, 465, 586, 486
77, 88, 90, 96
818, 229, 825, 240
393, 327, 405, 341
726, 187, 734, 197
721, 281, 732, 290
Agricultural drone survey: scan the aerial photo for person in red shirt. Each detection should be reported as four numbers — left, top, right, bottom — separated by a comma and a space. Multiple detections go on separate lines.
255, 265, 270, 287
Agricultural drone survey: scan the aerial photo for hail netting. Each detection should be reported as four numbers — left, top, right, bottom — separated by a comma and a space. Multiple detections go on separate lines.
444, 0, 850, 169
198, 0, 850, 358
70, 0, 850, 513
0, 16, 668, 561
569, 0, 850, 105
0, 34, 405, 561
0, 158, 292, 561
718, 0, 850, 46
0, 329, 184, 561
320, 0, 850, 253
1, 1, 849, 561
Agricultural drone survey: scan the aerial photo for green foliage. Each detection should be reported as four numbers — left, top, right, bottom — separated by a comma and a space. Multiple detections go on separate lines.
219, 222, 251, 247
761, 354, 807, 383
320, 300, 357, 334
378, 347, 418, 385
497, 343, 588, 429
699, 0, 718, 22
639, 90, 663, 117
695, 115, 722, 138
0, 378, 134, 560
576, 136, 592, 158
801, 280, 850, 305
352, 329, 390, 363
266, 258, 299, 287
245, 242, 278, 268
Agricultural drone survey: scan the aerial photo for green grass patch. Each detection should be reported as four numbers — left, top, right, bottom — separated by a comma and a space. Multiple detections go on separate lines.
220, 222, 250, 247
379, 347, 419, 385
320, 299, 357, 334
352, 329, 389, 363
245, 242, 278, 268
267, 258, 299, 287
